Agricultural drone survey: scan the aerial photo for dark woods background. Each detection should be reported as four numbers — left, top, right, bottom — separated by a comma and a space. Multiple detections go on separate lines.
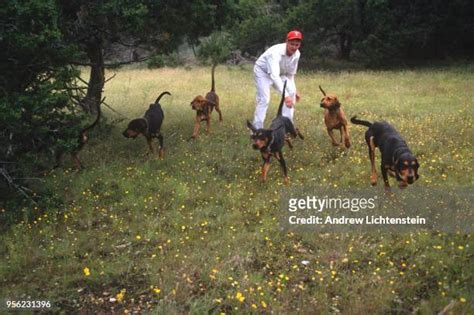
1, 0, 473, 216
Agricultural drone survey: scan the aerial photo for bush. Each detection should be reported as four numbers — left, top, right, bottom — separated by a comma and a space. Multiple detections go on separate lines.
147, 53, 183, 69
232, 15, 285, 57
197, 31, 235, 65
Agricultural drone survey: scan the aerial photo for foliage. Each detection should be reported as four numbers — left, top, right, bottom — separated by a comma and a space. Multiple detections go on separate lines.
229, 1, 286, 56
284, 0, 474, 64
0, 0, 84, 204
285, 0, 361, 59
355, 0, 474, 65
197, 31, 235, 65
147, 53, 184, 69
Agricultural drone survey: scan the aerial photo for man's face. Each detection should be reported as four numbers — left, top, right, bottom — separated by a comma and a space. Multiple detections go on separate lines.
286, 40, 301, 56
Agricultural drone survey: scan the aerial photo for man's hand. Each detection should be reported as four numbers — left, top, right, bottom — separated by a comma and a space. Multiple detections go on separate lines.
284, 96, 294, 108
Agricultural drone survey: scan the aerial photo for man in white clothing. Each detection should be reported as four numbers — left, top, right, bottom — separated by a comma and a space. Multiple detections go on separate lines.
252, 30, 302, 129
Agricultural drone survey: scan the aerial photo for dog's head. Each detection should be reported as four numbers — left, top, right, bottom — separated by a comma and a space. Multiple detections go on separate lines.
395, 154, 420, 188
318, 85, 340, 110
247, 120, 273, 150
122, 118, 147, 138
191, 95, 207, 111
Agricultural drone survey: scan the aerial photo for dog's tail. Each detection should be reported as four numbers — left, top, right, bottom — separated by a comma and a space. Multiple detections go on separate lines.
350, 115, 372, 127
277, 80, 287, 117
81, 100, 102, 134
319, 85, 326, 96
154, 91, 171, 104
211, 64, 217, 92
77, 100, 102, 149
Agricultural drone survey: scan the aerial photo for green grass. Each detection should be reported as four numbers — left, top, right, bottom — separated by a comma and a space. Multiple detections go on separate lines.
1, 64, 473, 313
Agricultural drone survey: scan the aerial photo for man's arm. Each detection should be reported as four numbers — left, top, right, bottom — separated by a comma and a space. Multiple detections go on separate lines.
267, 54, 286, 95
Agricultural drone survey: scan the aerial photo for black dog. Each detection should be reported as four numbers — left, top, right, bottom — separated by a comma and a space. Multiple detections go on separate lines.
123, 91, 171, 158
247, 81, 303, 184
351, 116, 420, 192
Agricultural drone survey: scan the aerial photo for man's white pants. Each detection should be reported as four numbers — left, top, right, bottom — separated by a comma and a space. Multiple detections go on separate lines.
253, 66, 295, 129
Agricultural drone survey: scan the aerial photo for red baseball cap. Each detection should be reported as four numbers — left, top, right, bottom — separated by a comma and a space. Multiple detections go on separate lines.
287, 30, 303, 41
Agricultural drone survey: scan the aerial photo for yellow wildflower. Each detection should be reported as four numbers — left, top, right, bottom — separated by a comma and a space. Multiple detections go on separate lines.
235, 292, 245, 302
116, 289, 126, 302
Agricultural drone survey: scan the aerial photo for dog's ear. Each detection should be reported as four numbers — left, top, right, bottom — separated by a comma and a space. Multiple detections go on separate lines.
394, 159, 400, 168
414, 159, 420, 179
246, 120, 257, 133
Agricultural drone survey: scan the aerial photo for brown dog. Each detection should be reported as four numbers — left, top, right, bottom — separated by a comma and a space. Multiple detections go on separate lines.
190, 64, 222, 138
319, 86, 351, 148
54, 103, 101, 169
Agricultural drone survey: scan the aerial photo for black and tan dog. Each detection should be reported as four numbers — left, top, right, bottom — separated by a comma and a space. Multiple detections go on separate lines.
319, 86, 351, 148
122, 91, 171, 158
190, 64, 222, 139
247, 81, 303, 185
54, 103, 101, 170
351, 116, 420, 192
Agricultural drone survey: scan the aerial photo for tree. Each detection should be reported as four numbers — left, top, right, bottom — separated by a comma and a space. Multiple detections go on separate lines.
58, 1, 235, 114
0, 0, 82, 204
198, 31, 235, 65
286, 0, 363, 60
58, 1, 152, 113
230, 1, 286, 56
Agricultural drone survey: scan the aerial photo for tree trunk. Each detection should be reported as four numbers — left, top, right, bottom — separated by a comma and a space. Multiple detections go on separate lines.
339, 32, 353, 60
82, 41, 104, 114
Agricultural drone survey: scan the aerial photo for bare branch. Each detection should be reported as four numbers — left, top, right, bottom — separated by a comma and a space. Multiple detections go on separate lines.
104, 73, 117, 83
0, 166, 39, 206
102, 100, 129, 119
103, 55, 153, 68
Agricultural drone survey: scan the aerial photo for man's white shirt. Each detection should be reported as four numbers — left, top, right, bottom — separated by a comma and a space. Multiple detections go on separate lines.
254, 43, 300, 96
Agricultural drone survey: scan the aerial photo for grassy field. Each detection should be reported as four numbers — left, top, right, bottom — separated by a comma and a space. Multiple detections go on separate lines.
1, 64, 473, 314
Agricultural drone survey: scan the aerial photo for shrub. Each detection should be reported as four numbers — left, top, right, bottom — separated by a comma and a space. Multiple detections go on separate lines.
147, 53, 183, 69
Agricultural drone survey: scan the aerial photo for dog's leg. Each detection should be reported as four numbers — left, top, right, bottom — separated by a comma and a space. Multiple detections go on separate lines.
205, 117, 211, 135
146, 135, 154, 153
369, 136, 377, 185
261, 153, 271, 182
54, 152, 64, 169
327, 128, 339, 146
275, 151, 289, 185
157, 134, 164, 158
342, 123, 351, 148
215, 106, 223, 122
381, 165, 391, 193
285, 136, 294, 149
192, 116, 201, 139
72, 152, 83, 170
